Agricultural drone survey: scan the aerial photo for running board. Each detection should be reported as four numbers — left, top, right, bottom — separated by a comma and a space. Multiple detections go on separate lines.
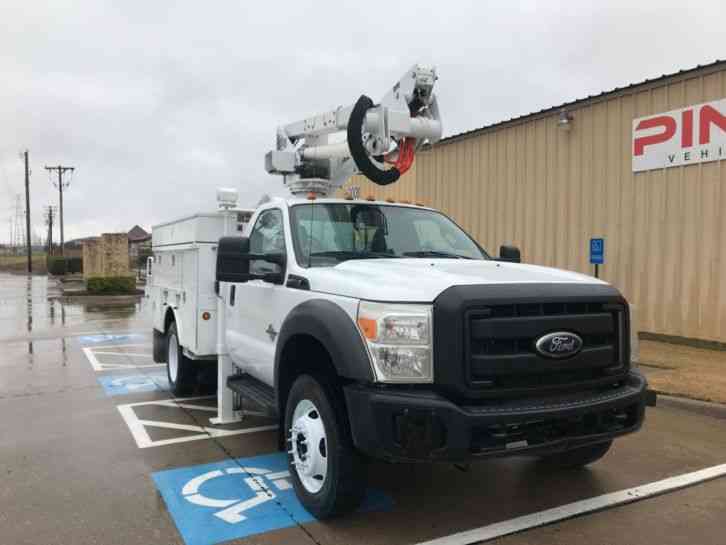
227, 374, 277, 417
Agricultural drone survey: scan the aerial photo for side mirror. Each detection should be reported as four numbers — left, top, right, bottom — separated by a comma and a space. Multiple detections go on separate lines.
217, 237, 251, 284
216, 237, 286, 285
498, 245, 521, 263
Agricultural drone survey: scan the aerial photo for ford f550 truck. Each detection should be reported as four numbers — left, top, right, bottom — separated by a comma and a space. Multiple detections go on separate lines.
148, 65, 655, 518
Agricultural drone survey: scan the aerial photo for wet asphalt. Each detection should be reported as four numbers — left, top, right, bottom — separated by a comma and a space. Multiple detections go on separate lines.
1, 272, 725, 545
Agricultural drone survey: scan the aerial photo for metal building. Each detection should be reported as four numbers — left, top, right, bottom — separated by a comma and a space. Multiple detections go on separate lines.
343, 60, 726, 344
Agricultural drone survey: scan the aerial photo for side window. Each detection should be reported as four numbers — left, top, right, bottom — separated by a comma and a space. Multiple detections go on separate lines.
249, 209, 286, 275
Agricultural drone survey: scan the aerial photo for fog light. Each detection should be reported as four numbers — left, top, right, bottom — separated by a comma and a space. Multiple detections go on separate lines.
394, 410, 446, 455
202, 311, 211, 321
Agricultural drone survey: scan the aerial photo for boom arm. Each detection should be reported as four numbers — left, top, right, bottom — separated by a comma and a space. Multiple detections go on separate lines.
265, 64, 442, 196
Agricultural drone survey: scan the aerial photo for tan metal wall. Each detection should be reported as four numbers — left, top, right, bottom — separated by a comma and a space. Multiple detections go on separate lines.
341, 66, 726, 342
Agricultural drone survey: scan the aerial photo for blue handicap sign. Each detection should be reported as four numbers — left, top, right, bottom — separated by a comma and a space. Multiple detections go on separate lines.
78, 333, 145, 345
590, 238, 605, 265
97, 372, 169, 396
153, 453, 393, 545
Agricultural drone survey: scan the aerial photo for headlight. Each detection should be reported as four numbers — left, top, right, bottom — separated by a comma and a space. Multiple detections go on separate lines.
357, 301, 433, 383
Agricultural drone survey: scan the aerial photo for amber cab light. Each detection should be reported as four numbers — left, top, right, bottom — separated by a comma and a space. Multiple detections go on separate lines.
357, 317, 377, 340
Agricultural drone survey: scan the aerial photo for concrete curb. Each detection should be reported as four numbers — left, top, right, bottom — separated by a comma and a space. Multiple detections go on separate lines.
656, 394, 726, 420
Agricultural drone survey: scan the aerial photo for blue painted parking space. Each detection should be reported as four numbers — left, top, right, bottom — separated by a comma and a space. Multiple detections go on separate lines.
97, 372, 169, 396
153, 452, 393, 545
78, 333, 146, 346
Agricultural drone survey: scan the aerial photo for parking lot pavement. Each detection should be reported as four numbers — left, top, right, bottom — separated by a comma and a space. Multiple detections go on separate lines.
491, 477, 726, 545
1, 273, 726, 545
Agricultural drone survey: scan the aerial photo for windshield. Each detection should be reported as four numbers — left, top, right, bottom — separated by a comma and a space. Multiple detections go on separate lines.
290, 203, 488, 267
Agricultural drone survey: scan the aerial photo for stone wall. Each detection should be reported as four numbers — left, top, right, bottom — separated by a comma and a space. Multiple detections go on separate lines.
82, 238, 100, 279
82, 233, 130, 279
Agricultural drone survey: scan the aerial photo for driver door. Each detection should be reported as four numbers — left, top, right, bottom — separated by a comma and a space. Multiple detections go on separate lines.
227, 208, 287, 385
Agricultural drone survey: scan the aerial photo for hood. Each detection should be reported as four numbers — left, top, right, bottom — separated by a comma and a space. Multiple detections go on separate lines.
305, 258, 606, 302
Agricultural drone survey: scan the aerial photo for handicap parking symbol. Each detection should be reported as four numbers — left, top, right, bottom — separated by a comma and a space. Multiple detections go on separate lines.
97, 372, 169, 396
182, 466, 292, 524
153, 453, 392, 545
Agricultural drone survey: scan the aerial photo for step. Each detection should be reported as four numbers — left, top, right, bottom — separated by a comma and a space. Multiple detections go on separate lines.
227, 374, 277, 417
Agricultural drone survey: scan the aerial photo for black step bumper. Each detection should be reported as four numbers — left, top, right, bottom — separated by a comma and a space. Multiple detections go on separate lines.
344, 371, 653, 463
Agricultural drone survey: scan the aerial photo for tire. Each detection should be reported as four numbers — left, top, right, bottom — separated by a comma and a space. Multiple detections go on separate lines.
166, 322, 197, 397
284, 374, 366, 518
540, 440, 613, 469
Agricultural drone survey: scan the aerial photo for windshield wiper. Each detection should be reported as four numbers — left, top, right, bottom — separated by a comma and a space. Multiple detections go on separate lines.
309, 250, 400, 261
402, 250, 473, 259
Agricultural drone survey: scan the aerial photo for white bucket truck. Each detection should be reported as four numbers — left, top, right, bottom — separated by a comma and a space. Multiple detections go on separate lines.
149, 65, 655, 518
148, 190, 253, 394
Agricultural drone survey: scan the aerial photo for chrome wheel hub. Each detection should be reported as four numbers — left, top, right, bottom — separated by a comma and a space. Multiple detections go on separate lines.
168, 333, 179, 382
288, 398, 328, 493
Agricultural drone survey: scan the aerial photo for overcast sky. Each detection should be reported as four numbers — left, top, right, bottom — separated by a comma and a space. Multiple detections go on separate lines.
1, 1, 724, 243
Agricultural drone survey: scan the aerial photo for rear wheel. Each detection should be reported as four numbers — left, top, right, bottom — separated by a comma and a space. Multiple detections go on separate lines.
166, 322, 196, 396
540, 440, 613, 469
285, 374, 366, 518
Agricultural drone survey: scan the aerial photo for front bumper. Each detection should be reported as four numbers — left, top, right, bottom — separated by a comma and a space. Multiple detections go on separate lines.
344, 371, 653, 463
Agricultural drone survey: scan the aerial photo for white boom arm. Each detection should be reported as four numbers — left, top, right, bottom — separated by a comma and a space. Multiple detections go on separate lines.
265, 64, 442, 196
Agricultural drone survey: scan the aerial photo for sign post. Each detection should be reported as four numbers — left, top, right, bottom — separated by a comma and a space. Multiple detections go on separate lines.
590, 238, 604, 278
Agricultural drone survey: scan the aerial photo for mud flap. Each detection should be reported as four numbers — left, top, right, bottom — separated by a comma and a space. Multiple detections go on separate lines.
153, 328, 168, 363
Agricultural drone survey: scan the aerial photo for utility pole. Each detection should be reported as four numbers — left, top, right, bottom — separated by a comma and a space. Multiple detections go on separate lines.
24, 151, 32, 273
44, 165, 74, 256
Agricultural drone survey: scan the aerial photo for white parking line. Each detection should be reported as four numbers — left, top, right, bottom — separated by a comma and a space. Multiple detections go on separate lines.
82, 346, 162, 372
117, 396, 277, 448
416, 463, 726, 545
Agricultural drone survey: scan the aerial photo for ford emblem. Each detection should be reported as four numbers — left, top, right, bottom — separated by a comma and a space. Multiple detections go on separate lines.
535, 331, 583, 359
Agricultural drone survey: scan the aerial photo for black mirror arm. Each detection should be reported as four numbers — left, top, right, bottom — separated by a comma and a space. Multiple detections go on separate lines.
240, 252, 285, 266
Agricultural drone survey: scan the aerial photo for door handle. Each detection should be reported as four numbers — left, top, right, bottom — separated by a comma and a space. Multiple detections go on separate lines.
230, 285, 236, 307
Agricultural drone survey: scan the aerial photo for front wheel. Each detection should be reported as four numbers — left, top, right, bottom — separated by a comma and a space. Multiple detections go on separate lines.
285, 374, 366, 518
166, 323, 196, 396
540, 440, 613, 469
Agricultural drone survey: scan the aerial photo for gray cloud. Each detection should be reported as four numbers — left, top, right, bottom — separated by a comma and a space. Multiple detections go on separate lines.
1, 0, 724, 241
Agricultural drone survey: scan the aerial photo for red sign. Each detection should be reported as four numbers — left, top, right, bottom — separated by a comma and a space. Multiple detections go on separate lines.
632, 98, 726, 171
